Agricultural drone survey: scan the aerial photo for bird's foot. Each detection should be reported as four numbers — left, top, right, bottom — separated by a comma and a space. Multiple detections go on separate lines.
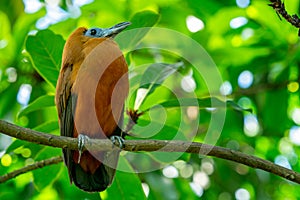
110, 135, 125, 149
77, 134, 90, 163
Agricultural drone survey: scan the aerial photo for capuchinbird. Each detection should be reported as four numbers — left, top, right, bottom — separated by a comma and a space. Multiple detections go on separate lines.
55, 22, 130, 192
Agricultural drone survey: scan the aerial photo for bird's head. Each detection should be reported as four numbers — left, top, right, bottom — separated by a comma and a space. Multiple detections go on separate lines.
84, 22, 131, 38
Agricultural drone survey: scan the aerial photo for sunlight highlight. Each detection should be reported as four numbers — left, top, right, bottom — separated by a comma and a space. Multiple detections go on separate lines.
289, 126, 300, 145
291, 108, 300, 125
189, 182, 204, 197
236, 0, 250, 8
193, 171, 210, 188
23, 0, 43, 13
1, 154, 12, 167
0, 40, 8, 49
241, 28, 254, 40
6, 67, 17, 83
162, 165, 179, 178
230, 17, 248, 29
287, 82, 299, 93
181, 75, 196, 92
238, 70, 253, 89
220, 81, 232, 95
235, 188, 250, 200
244, 114, 259, 137
275, 155, 291, 169
186, 15, 205, 33
179, 164, 193, 178
141, 183, 150, 197
17, 84, 32, 106
30, 0, 94, 29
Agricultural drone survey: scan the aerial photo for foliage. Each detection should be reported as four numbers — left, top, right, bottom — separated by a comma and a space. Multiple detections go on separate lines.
0, 0, 300, 199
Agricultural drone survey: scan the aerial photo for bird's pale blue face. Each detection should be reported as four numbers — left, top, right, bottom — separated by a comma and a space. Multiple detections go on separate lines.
84, 22, 131, 38
84, 28, 108, 38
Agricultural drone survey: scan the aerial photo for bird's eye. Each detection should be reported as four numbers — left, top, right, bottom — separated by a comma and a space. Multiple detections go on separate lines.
90, 29, 97, 35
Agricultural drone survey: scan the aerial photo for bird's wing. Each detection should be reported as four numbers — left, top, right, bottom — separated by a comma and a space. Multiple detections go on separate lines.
55, 63, 76, 181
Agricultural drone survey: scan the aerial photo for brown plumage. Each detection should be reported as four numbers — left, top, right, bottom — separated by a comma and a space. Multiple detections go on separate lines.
55, 22, 130, 192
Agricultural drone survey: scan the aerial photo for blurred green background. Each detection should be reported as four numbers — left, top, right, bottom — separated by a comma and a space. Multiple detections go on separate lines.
1, 0, 300, 199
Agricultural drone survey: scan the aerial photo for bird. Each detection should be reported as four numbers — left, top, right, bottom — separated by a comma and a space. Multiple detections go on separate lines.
55, 22, 130, 192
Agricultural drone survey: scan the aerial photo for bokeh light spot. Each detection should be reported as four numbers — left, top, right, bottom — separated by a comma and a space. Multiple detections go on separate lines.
275, 155, 291, 169
238, 70, 253, 89
142, 183, 150, 197
230, 17, 248, 29
1, 154, 12, 167
231, 35, 243, 47
187, 106, 198, 120
23, 0, 43, 13
220, 81, 232, 95
189, 182, 203, 197
289, 126, 300, 145
235, 188, 250, 200
291, 108, 300, 125
201, 161, 214, 175
241, 28, 254, 40
162, 165, 179, 178
236, 0, 250, 8
186, 15, 204, 33
193, 171, 210, 188
244, 114, 259, 137
179, 164, 193, 178
17, 84, 32, 106
181, 75, 196, 92
0, 40, 8, 49
21, 148, 32, 158
287, 82, 299, 93
6, 67, 17, 83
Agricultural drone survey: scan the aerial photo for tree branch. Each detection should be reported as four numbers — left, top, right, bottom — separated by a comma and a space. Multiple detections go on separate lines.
269, 0, 300, 35
0, 156, 63, 183
0, 119, 299, 184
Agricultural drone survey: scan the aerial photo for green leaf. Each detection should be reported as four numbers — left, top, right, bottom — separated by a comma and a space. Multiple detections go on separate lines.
104, 156, 146, 199
26, 30, 65, 89
5, 139, 27, 153
17, 95, 55, 118
226, 100, 253, 113
33, 147, 62, 191
144, 97, 252, 113
145, 173, 178, 199
115, 10, 160, 51
33, 120, 59, 134
134, 62, 183, 110
0, 84, 19, 118
130, 10, 160, 28
0, 11, 14, 66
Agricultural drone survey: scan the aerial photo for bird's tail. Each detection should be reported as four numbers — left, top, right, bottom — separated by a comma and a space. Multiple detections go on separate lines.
72, 161, 115, 192
66, 149, 119, 192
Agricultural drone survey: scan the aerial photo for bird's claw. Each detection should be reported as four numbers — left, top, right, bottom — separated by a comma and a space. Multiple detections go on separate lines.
78, 134, 90, 163
110, 135, 124, 149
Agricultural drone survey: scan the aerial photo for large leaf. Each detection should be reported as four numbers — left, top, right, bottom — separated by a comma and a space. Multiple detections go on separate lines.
26, 30, 65, 89
104, 156, 146, 199
33, 147, 63, 191
0, 84, 19, 118
144, 97, 252, 113
17, 94, 55, 118
115, 10, 160, 51
33, 120, 59, 134
134, 62, 183, 110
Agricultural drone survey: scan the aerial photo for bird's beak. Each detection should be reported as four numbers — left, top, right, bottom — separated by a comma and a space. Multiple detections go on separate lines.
103, 22, 131, 38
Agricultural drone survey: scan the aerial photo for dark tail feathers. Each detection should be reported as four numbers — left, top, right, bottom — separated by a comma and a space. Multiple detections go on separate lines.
72, 162, 114, 192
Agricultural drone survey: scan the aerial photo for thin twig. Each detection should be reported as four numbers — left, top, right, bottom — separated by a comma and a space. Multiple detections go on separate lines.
0, 120, 300, 184
269, 0, 300, 35
0, 156, 63, 183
